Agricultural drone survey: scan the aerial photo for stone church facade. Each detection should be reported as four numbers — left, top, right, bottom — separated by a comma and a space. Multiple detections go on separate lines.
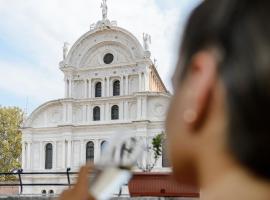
21, 1, 171, 195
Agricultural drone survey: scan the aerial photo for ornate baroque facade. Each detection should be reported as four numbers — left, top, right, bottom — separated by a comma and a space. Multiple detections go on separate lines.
21, 1, 170, 195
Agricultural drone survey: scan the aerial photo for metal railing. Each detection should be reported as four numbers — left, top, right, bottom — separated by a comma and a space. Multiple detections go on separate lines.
0, 168, 78, 194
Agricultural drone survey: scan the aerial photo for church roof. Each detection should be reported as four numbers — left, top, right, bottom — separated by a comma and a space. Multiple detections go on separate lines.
62, 25, 146, 69
60, 0, 150, 70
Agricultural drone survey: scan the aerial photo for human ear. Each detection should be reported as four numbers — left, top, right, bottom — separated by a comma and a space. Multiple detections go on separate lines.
183, 50, 217, 130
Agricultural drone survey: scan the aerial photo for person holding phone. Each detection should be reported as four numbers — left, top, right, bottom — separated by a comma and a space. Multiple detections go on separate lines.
60, 0, 270, 199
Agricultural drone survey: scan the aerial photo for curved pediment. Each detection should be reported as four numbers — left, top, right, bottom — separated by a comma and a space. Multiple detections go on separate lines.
78, 41, 134, 68
24, 100, 63, 128
65, 26, 145, 68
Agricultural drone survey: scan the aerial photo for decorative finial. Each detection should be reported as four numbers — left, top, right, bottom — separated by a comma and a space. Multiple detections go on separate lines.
101, 0, 108, 20
143, 33, 151, 51
63, 42, 69, 60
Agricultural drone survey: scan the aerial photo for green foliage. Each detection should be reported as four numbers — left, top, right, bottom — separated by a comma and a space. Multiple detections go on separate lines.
0, 106, 23, 181
136, 132, 166, 172
152, 132, 164, 161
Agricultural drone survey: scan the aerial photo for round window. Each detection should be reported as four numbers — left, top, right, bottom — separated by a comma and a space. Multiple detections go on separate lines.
103, 53, 114, 64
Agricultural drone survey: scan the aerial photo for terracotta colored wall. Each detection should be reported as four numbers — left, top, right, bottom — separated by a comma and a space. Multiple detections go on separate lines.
128, 173, 199, 197
0, 183, 19, 195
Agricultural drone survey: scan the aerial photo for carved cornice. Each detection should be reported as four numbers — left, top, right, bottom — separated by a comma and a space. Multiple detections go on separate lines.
22, 120, 165, 133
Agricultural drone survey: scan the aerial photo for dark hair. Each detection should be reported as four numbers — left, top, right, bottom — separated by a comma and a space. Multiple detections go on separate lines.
179, 0, 270, 179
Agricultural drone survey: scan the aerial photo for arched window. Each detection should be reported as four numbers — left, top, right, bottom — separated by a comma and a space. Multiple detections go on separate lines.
93, 106, 101, 121
111, 105, 119, 120
48, 190, 54, 196
41, 190, 46, 196
86, 141, 94, 162
101, 140, 108, 153
95, 82, 102, 97
113, 80, 120, 96
45, 143, 53, 169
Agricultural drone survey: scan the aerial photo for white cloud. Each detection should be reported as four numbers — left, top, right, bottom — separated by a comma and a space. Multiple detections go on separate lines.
0, 0, 201, 111
0, 60, 63, 102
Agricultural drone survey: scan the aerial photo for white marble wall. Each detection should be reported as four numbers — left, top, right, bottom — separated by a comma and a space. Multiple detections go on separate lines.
22, 129, 166, 172
28, 93, 169, 129
65, 72, 148, 99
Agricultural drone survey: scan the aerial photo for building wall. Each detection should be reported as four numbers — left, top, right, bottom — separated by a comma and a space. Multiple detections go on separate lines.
21, 19, 171, 195
22, 121, 168, 171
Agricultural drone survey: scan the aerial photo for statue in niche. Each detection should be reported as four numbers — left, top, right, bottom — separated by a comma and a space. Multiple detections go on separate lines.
143, 33, 151, 51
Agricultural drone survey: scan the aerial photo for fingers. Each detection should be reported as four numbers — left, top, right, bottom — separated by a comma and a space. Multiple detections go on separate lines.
75, 165, 90, 189
58, 189, 73, 200
58, 164, 95, 200
74, 164, 93, 199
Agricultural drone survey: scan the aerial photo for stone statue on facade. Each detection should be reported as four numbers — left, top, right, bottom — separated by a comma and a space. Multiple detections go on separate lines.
63, 42, 69, 60
143, 33, 151, 51
101, 0, 108, 20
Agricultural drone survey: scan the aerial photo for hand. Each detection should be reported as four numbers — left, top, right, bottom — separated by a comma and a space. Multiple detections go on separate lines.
59, 165, 95, 200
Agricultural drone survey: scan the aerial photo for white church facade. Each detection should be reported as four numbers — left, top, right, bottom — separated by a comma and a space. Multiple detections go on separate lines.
21, 0, 171, 195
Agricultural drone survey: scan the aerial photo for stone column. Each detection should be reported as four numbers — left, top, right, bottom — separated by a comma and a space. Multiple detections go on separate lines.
86, 105, 88, 123
22, 142, 26, 169
62, 103, 67, 123
149, 72, 152, 91
88, 78, 92, 98
106, 77, 110, 97
27, 142, 32, 170
125, 75, 129, 95
142, 96, 147, 119
84, 79, 88, 98
120, 76, 124, 96
67, 140, 72, 168
39, 142, 43, 170
83, 105, 87, 124
89, 105, 93, 122
105, 103, 110, 121
101, 105, 104, 121
25, 142, 28, 169
145, 69, 150, 91
69, 79, 73, 98
120, 101, 124, 120
80, 140, 84, 165
53, 141, 57, 169
94, 140, 100, 163
104, 77, 107, 97
65, 79, 69, 98
139, 73, 142, 92
62, 140, 66, 169
102, 78, 105, 97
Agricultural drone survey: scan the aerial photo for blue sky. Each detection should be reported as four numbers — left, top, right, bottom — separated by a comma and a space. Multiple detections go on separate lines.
0, 0, 201, 114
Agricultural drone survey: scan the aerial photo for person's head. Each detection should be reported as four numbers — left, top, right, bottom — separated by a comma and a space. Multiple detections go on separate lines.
166, 0, 270, 184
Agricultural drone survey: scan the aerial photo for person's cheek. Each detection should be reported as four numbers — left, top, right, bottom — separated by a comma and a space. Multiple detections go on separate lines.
165, 101, 175, 143
166, 94, 181, 138
166, 97, 180, 162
